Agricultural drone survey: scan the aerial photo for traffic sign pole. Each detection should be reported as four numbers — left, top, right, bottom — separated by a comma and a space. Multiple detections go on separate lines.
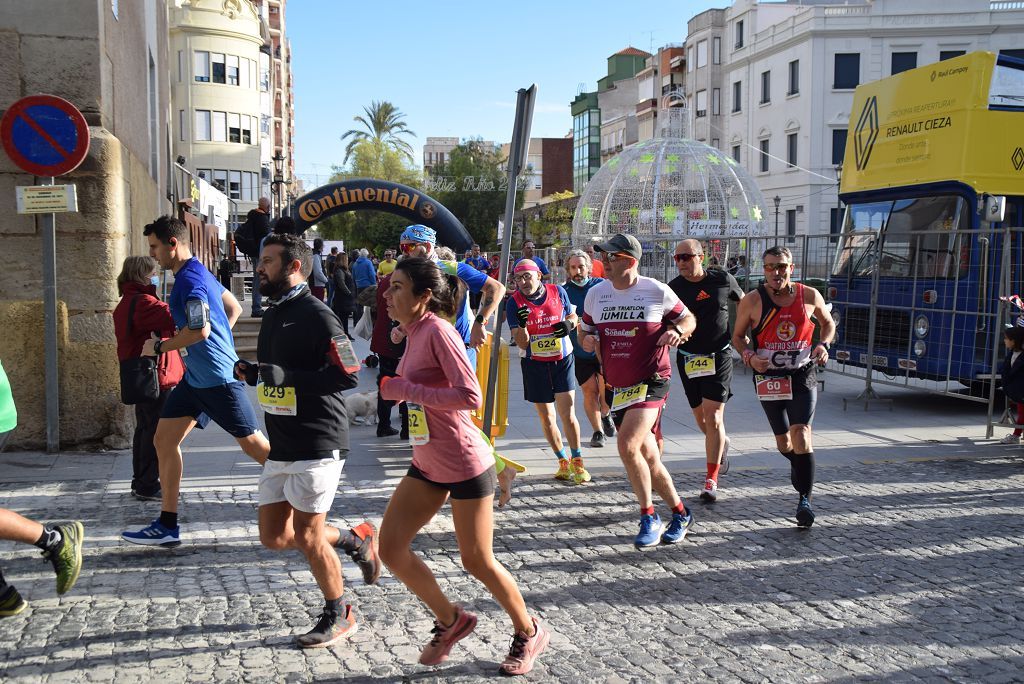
38, 176, 60, 453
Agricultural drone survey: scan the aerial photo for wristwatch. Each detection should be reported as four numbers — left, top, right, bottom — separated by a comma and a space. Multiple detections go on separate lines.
154, 339, 164, 355
474, 314, 486, 325
818, 341, 831, 351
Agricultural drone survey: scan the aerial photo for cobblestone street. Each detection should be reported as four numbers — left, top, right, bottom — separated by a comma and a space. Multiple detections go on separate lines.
2, 452, 1023, 682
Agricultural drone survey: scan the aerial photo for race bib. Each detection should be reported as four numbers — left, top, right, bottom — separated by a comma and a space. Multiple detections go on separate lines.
754, 375, 793, 401
530, 333, 562, 359
407, 403, 430, 446
611, 382, 648, 411
257, 382, 297, 415
332, 334, 362, 374
684, 354, 715, 378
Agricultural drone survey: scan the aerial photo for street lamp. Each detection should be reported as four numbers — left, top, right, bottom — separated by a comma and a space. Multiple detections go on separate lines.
773, 195, 781, 243
272, 151, 285, 218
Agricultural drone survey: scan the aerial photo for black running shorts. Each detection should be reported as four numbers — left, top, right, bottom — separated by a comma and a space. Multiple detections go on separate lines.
676, 349, 734, 409
573, 355, 602, 386
406, 464, 498, 500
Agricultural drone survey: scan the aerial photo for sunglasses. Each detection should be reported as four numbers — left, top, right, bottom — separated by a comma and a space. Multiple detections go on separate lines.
513, 272, 537, 282
601, 252, 633, 262
673, 253, 701, 263
763, 262, 792, 273
399, 243, 418, 254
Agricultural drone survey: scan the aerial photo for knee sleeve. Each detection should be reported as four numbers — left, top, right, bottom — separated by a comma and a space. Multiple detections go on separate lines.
791, 452, 815, 496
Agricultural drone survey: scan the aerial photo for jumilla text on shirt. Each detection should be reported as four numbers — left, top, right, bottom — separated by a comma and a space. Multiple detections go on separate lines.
298, 186, 419, 222
599, 306, 647, 321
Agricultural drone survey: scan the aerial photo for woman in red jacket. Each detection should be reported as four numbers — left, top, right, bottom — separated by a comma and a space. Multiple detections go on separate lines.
112, 256, 184, 501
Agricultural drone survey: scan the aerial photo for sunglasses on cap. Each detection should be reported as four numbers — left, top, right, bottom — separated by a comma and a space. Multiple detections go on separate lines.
602, 252, 634, 262
673, 253, 701, 263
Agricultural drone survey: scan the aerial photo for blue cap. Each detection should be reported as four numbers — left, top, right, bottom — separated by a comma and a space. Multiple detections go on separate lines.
400, 224, 437, 244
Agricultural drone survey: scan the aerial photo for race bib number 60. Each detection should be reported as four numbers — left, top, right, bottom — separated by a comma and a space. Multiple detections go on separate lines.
754, 375, 793, 402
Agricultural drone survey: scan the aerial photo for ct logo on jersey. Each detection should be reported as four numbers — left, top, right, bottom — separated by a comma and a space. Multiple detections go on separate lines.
776, 320, 796, 342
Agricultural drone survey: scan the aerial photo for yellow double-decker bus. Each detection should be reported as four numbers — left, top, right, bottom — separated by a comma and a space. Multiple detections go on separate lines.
830, 51, 1024, 394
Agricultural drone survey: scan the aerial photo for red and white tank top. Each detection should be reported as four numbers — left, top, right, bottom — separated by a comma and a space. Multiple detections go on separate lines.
753, 283, 815, 371
512, 283, 571, 362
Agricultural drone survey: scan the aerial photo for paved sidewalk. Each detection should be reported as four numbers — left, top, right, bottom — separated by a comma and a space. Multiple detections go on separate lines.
2, 335, 1023, 681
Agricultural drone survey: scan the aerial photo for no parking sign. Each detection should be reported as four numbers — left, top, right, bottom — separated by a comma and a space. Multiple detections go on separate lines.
1, 94, 89, 177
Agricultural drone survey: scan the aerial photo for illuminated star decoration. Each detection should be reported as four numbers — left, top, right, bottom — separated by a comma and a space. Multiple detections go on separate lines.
751, 205, 763, 221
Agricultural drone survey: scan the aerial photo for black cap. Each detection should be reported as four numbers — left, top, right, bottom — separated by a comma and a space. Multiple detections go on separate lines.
593, 233, 642, 260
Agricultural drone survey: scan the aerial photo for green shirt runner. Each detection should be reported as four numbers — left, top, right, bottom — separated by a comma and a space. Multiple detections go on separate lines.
0, 359, 17, 433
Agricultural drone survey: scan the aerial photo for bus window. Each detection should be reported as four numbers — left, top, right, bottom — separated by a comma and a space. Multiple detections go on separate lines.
990, 60, 1024, 109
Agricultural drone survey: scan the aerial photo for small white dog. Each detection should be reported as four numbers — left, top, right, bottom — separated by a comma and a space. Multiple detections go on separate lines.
346, 390, 378, 425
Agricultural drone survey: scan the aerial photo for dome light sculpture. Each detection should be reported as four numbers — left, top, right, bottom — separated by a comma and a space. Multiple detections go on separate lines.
572, 102, 769, 248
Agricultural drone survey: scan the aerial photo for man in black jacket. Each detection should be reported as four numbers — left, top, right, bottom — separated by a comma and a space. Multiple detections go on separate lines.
236, 233, 379, 648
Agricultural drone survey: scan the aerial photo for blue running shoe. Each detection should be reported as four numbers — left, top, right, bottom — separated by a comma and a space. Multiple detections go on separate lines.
661, 509, 694, 544
796, 495, 815, 528
122, 519, 181, 547
634, 513, 663, 548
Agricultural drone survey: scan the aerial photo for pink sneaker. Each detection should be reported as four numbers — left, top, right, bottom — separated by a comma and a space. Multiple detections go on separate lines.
499, 617, 551, 676
419, 605, 478, 665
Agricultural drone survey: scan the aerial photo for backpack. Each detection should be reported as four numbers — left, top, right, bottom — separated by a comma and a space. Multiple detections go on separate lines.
234, 221, 257, 259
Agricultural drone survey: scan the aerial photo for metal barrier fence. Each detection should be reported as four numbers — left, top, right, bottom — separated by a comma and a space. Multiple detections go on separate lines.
537, 229, 1022, 435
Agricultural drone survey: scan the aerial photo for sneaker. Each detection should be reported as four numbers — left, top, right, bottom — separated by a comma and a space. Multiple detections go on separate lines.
499, 617, 551, 676
43, 522, 84, 595
554, 459, 572, 481
570, 457, 592, 484
419, 605, 478, 665
602, 414, 616, 438
343, 522, 381, 585
719, 436, 731, 476
296, 604, 357, 648
699, 478, 718, 503
634, 513, 664, 548
796, 495, 815, 528
376, 425, 400, 438
590, 430, 606, 448
999, 433, 1022, 444
121, 519, 180, 547
0, 585, 27, 618
131, 488, 162, 502
661, 509, 694, 544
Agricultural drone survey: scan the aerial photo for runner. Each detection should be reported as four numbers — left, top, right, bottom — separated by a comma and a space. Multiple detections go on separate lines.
578, 233, 697, 548
122, 215, 268, 547
562, 249, 615, 448
0, 359, 84, 618
507, 259, 590, 484
234, 233, 380, 647
732, 246, 835, 528
514, 240, 550, 281
396, 225, 505, 367
667, 239, 745, 503
378, 258, 550, 675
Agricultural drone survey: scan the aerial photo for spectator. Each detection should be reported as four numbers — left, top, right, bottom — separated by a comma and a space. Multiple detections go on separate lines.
514, 241, 550, 281
377, 249, 397, 279
244, 198, 272, 317
309, 238, 329, 301
352, 248, 377, 326
112, 255, 184, 501
331, 252, 357, 339
585, 244, 605, 278
326, 246, 339, 306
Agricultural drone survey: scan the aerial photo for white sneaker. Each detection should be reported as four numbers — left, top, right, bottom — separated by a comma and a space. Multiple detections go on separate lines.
699, 478, 718, 503
999, 433, 1022, 444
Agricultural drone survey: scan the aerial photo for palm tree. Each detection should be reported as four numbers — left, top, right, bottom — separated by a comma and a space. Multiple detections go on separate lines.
340, 100, 416, 164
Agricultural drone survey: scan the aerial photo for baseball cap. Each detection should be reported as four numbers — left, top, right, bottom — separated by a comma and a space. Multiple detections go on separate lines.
593, 233, 642, 260
400, 224, 437, 244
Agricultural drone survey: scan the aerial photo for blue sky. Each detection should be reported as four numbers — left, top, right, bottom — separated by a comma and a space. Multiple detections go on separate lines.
289, 0, 720, 188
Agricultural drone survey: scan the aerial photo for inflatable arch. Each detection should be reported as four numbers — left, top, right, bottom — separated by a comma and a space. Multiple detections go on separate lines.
291, 178, 473, 251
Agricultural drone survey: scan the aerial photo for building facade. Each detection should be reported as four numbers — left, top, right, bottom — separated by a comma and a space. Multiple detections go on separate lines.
636, 45, 686, 142
500, 137, 573, 207
0, 0, 172, 448
686, 0, 1024, 239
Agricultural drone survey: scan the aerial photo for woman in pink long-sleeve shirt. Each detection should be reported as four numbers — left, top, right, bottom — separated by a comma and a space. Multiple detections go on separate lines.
378, 257, 550, 676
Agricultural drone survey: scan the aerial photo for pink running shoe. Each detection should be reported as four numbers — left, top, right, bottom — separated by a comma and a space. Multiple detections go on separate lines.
499, 617, 551, 676
419, 605, 478, 665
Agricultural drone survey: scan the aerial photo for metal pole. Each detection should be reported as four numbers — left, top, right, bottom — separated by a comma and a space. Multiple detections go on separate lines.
481, 85, 536, 434
39, 176, 60, 452
986, 224, 1012, 438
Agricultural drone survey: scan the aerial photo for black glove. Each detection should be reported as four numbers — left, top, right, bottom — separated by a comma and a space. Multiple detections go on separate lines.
515, 305, 530, 327
259, 363, 289, 387
235, 360, 260, 387
552, 320, 575, 338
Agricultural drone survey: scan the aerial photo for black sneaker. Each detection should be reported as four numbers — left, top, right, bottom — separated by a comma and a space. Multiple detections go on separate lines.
131, 488, 162, 502
590, 430, 606, 448
344, 522, 381, 585
376, 425, 399, 438
0, 584, 27, 618
296, 604, 357, 648
43, 521, 84, 595
796, 495, 815, 528
602, 415, 616, 438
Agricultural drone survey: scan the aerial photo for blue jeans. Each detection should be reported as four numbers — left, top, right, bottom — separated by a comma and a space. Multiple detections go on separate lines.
251, 275, 262, 313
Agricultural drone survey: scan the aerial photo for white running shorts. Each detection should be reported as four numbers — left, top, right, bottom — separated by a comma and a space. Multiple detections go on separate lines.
258, 451, 345, 514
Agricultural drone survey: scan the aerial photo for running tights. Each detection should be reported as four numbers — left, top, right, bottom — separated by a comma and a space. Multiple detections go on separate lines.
781, 450, 815, 497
